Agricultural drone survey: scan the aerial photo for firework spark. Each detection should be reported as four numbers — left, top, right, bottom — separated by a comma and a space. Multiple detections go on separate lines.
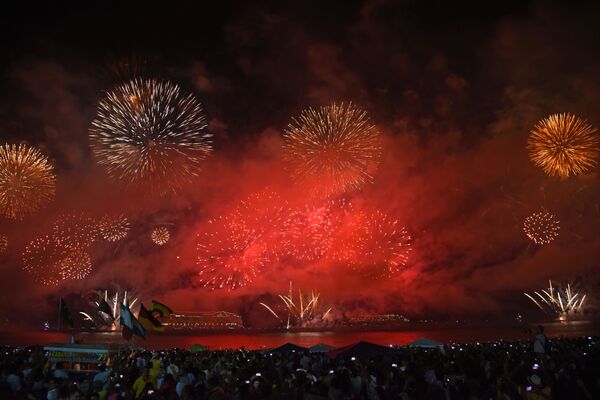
525, 280, 586, 321
89, 78, 213, 193
98, 214, 130, 242
283, 102, 382, 195
0, 234, 7, 253
528, 113, 599, 178
196, 214, 268, 291
523, 211, 560, 245
53, 213, 99, 249
0, 144, 56, 219
151, 226, 170, 246
333, 210, 412, 279
260, 282, 332, 329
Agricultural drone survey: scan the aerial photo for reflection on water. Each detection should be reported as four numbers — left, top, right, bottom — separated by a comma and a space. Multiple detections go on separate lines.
0, 321, 597, 350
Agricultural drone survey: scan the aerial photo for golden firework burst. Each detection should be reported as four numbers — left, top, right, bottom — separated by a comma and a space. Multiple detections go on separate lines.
151, 226, 170, 246
523, 210, 560, 245
283, 102, 382, 195
53, 213, 99, 249
22, 235, 69, 287
98, 214, 131, 242
528, 113, 599, 177
0, 144, 56, 219
58, 248, 93, 281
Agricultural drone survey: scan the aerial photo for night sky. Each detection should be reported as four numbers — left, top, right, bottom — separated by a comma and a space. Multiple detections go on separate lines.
0, 0, 599, 328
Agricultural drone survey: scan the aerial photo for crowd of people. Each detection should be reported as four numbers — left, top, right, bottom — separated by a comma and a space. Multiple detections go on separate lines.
0, 329, 598, 399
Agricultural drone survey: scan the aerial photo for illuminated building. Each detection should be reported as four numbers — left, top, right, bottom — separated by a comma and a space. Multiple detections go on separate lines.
161, 311, 243, 330
341, 314, 410, 327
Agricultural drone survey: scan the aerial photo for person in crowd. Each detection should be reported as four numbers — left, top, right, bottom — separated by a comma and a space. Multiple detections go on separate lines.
132, 367, 156, 398
533, 325, 547, 358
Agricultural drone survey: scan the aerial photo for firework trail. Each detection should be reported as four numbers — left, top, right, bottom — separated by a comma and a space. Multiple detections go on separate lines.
196, 214, 268, 291
151, 226, 170, 245
525, 280, 586, 320
260, 282, 332, 329
0, 144, 56, 219
528, 113, 599, 178
523, 210, 560, 245
98, 214, 130, 242
89, 78, 213, 193
283, 102, 382, 196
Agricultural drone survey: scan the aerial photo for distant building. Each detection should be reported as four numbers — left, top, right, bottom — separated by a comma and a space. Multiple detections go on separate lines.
161, 311, 243, 330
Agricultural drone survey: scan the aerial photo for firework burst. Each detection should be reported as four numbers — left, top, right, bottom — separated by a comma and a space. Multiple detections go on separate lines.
525, 280, 586, 321
283, 102, 382, 195
151, 226, 170, 246
282, 198, 351, 261
333, 210, 412, 279
231, 191, 289, 257
98, 214, 130, 242
0, 144, 56, 219
22, 235, 69, 286
528, 113, 599, 178
53, 213, 99, 249
260, 282, 332, 329
58, 249, 93, 280
89, 78, 213, 193
196, 214, 268, 291
523, 211, 560, 245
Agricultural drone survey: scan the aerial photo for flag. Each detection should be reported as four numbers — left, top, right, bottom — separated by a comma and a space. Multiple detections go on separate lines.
138, 304, 164, 332
120, 304, 146, 340
96, 299, 114, 320
58, 298, 73, 328
149, 300, 173, 318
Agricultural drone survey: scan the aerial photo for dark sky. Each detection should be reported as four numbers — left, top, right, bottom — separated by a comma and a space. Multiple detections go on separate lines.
0, 0, 599, 328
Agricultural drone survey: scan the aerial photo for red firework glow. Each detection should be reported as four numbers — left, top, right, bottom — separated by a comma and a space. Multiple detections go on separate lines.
193, 193, 412, 290
282, 198, 351, 262
332, 209, 412, 279
231, 191, 290, 258
196, 214, 269, 291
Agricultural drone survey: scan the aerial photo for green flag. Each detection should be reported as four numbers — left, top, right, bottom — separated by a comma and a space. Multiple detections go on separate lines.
58, 298, 73, 328
149, 300, 173, 318
138, 303, 164, 332
96, 299, 114, 320
120, 304, 146, 340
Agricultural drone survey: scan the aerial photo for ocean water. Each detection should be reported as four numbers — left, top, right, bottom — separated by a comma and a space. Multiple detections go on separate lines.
1, 321, 597, 350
